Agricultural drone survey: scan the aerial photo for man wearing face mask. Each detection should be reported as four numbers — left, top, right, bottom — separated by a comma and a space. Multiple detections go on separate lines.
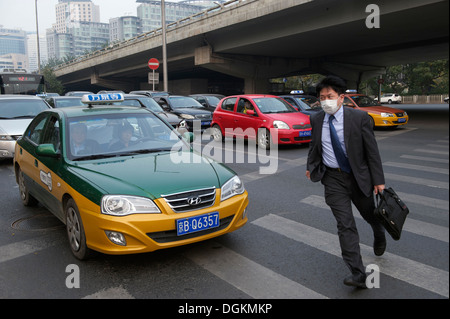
306, 75, 386, 289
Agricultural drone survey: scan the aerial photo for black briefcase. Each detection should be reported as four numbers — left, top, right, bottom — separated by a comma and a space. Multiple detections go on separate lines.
374, 187, 409, 240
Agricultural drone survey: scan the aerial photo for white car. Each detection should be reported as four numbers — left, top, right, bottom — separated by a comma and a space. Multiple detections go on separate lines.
374, 93, 402, 104
0, 95, 50, 158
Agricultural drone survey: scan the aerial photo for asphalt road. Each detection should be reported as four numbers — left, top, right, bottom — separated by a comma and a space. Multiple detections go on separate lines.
0, 104, 448, 305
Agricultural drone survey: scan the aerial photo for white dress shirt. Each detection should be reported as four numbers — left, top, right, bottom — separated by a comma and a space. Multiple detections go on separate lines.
321, 105, 348, 168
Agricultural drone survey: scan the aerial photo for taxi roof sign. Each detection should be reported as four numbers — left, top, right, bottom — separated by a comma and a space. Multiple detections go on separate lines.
81, 93, 124, 104
290, 90, 304, 94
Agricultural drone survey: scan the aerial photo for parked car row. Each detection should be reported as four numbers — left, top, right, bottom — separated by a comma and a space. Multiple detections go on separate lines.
4, 88, 410, 161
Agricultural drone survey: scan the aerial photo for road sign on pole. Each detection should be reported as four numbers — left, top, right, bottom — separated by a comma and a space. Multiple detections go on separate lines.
148, 59, 160, 90
148, 58, 159, 70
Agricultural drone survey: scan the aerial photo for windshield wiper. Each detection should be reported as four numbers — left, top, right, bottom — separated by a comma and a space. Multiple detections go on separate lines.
131, 148, 172, 154
73, 154, 118, 161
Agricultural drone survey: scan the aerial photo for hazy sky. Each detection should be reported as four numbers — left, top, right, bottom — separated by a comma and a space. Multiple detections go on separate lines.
0, 0, 181, 34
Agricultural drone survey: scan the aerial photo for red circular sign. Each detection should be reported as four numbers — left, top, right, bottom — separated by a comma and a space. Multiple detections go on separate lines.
148, 58, 160, 70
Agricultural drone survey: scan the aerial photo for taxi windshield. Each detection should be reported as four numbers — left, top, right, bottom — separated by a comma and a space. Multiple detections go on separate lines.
67, 112, 182, 161
254, 97, 297, 114
350, 95, 379, 107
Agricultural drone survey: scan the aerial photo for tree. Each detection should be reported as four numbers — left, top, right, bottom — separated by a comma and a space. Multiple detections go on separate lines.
41, 60, 65, 94
403, 60, 448, 95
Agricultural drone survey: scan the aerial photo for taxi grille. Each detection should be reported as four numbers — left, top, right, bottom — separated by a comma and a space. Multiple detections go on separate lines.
147, 215, 234, 243
292, 124, 311, 129
395, 112, 405, 117
161, 187, 216, 213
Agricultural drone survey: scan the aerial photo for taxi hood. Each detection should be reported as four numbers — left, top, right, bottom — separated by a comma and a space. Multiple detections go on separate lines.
358, 106, 405, 114
68, 151, 235, 199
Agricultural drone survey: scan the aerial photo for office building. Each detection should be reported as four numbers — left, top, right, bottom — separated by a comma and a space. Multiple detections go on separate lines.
0, 26, 28, 71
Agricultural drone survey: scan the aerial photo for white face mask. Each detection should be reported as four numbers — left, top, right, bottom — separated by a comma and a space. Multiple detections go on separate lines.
321, 99, 340, 115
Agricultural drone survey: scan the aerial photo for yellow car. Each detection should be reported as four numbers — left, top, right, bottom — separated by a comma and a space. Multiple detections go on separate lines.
343, 93, 408, 128
13, 94, 248, 260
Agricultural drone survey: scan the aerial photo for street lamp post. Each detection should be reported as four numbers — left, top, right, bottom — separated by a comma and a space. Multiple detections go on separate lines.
35, 0, 41, 75
161, 0, 168, 92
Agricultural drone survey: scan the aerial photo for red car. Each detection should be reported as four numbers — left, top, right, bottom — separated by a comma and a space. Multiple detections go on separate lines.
211, 95, 312, 149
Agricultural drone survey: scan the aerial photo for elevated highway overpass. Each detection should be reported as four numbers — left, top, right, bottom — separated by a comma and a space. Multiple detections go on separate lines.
54, 0, 449, 94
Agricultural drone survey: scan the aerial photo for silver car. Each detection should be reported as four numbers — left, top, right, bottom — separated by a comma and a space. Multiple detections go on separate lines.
0, 95, 51, 159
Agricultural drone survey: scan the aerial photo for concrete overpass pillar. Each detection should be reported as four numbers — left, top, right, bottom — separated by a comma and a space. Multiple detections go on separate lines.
320, 61, 386, 91
244, 77, 270, 94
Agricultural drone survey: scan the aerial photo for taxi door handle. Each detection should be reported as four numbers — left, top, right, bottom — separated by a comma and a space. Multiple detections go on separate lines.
34, 159, 38, 167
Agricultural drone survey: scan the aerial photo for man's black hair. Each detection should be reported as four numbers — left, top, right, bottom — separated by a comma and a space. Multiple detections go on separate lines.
316, 75, 347, 95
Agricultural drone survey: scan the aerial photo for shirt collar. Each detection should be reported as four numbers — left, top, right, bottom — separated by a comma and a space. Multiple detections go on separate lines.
325, 105, 344, 123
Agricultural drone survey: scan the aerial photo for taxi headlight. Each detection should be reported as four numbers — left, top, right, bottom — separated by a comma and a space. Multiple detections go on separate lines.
273, 120, 290, 129
380, 112, 394, 117
221, 176, 245, 201
101, 195, 161, 216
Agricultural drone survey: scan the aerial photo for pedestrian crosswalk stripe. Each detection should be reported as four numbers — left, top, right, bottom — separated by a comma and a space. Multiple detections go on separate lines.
300, 195, 449, 243
384, 173, 449, 189
252, 214, 449, 298
427, 144, 449, 149
383, 161, 449, 175
0, 237, 56, 263
185, 241, 328, 299
82, 286, 134, 299
396, 191, 449, 211
400, 155, 449, 164
413, 148, 449, 156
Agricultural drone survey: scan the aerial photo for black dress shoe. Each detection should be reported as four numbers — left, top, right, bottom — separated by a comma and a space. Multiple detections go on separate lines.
374, 235, 387, 256
343, 273, 367, 289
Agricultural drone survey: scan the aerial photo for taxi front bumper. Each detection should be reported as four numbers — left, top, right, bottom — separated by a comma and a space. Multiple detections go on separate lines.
373, 115, 409, 127
79, 190, 248, 255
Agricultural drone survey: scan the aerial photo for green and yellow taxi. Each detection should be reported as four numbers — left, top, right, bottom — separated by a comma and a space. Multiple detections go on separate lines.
13, 93, 248, 260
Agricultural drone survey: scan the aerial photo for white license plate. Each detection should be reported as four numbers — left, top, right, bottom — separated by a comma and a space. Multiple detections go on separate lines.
176, 212, 219, 236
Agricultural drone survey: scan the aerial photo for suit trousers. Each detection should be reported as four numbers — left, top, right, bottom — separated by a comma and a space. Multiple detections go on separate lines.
321, 168, 385, 276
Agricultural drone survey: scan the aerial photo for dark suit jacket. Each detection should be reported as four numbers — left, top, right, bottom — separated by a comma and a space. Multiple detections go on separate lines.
307, 107, 385, 197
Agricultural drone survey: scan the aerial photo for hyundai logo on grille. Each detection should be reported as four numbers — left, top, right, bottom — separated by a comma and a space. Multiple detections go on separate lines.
187, 196, 202, 206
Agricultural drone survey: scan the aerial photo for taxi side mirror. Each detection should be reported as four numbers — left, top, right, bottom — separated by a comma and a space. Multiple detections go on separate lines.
36, 144, 59, 158
246, 109, 255, 116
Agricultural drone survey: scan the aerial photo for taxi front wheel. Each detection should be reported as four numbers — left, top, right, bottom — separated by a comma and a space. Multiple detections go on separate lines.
65, 198, 91, 260
18, 168, 38, 206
